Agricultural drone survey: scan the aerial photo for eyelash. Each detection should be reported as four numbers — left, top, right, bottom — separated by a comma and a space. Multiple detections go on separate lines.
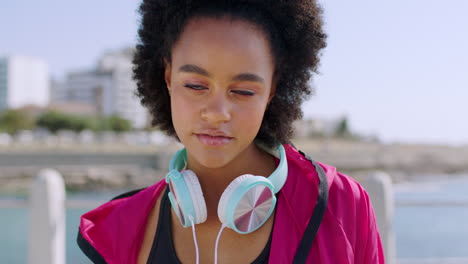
184, 84, 255, 96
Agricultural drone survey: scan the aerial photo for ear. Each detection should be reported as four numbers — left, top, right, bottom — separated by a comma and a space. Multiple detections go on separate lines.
164, 59, 172, 96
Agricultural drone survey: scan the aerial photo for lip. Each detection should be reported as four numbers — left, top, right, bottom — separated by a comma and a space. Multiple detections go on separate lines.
196, 129, 232, 138
195, 132, 233, 147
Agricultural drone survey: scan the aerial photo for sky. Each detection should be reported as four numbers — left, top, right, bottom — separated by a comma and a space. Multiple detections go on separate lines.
1, 0, 467, 145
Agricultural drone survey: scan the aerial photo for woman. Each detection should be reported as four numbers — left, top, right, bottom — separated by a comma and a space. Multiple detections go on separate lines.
78, 1, 385, 263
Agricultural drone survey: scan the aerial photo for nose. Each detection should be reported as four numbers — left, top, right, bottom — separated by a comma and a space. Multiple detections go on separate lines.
200, 92, 231, 124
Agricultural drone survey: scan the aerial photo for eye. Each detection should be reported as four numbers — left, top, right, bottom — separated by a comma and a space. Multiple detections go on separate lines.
184, 84, 206, 90
232, 90, 255, 96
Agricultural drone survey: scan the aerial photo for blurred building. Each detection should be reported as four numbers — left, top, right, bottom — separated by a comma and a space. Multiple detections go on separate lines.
293, 117, 343, 138
54, 48, 148, 128
97, 48, 148, 129
58, 70, 113, 116
50, 78, 71, 104
0, 55, 50, 111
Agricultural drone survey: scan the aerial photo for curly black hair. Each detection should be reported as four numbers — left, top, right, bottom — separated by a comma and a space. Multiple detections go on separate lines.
133, 0, 327, 148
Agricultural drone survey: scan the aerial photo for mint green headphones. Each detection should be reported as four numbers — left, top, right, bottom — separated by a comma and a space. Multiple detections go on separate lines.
165, 142, 288, 234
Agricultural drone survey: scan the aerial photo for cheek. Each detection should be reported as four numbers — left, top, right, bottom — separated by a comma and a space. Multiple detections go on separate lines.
235, 103, 267, 133
171, 94, 196, 132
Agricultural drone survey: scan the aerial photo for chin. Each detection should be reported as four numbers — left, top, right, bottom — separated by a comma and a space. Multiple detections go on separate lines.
196, 150, 233, 169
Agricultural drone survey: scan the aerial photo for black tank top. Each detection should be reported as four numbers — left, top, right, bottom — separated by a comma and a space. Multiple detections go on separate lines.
146, 188, 272, 264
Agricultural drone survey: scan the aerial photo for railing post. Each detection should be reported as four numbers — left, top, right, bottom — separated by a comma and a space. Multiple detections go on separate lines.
361, 171, 396, 264
29, 169, 65, 264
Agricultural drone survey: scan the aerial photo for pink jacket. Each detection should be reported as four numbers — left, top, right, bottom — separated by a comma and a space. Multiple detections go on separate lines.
78, 144, 385, 263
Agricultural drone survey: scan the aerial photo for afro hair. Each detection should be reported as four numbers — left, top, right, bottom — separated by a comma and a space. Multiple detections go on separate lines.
133, 0, 327, 148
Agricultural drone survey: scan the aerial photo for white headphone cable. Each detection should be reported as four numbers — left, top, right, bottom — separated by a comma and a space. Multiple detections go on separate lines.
214, 224, 227, 264
188, 216, 200, 264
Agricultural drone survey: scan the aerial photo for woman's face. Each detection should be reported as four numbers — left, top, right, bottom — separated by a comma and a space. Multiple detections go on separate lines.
165, 16, 276, 169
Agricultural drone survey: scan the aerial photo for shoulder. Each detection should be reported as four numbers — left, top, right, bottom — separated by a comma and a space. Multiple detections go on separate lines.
326, 170, 375, 230
325, 171, 385, 263
283, 143, 373, 220
77, 179, 167, 263
283, 144, 383, 262
283, 143, 376, 236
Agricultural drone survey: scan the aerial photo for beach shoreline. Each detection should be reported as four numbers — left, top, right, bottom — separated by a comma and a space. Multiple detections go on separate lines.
1, 138, 467, 193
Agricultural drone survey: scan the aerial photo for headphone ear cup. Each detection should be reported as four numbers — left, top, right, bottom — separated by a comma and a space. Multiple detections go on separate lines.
181, 170, 207, 224
218, 174, 276, 234
218, 174, 253, 226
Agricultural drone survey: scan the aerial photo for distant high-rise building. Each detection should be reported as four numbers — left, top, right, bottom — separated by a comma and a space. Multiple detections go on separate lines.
61, 70, 113, 116
50, 78, 70, 103
0, 56, 49, 111
58, 48, 149, 128
97, 48, 148, 129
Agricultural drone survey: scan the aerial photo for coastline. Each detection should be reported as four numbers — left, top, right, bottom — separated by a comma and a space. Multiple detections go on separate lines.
1, 138, 467, 193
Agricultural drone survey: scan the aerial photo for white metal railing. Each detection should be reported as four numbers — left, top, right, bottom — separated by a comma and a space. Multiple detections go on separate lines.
30, 169, 65, 264
1, 170, 467, 264
361, 172, 396, 264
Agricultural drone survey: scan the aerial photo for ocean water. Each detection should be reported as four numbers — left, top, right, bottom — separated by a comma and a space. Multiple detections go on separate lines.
0, 207, 91, 264
393, 175, 468, 259
1, 176, 468, 263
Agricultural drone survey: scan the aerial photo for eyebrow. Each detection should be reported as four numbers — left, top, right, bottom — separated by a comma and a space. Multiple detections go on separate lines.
178, 64, 265, 84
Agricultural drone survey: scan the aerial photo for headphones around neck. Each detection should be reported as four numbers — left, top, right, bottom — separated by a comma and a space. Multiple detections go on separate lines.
165, 142, 288, 234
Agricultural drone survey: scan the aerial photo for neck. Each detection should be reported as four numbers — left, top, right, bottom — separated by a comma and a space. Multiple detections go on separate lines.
185, 143, 277, 220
